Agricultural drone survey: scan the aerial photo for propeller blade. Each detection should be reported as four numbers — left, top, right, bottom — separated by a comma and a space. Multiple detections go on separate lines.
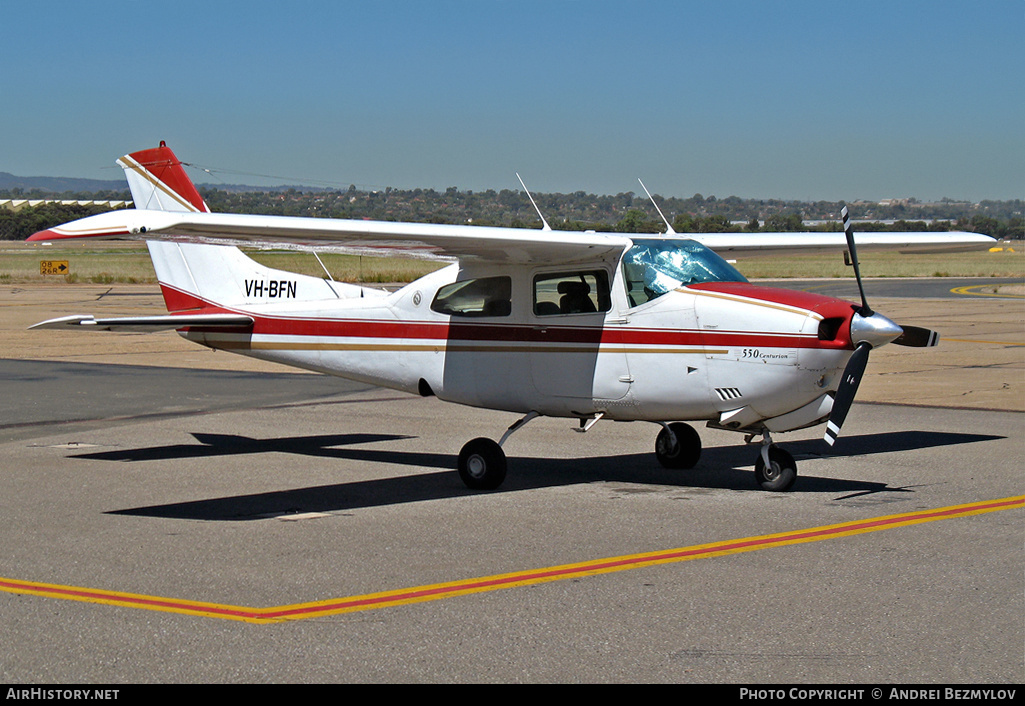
824, 341, 871, 446
892, 325, 939, 347
841, 206, 872, 316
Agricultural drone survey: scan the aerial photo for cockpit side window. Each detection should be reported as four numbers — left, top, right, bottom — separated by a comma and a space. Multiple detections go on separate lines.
431, 276, 512, 317
622, 238, 747, 307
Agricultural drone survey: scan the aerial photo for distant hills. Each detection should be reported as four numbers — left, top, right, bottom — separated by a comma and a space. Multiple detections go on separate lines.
0, 172, 128, 195
0, 171, 311, 196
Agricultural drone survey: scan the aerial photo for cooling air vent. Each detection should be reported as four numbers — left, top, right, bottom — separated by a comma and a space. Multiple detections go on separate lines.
715, 387, 743, 401
818, 317, 845, 341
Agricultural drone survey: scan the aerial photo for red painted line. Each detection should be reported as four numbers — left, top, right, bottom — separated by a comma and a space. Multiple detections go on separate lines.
0, 579, 259, 619
256, 496, 1025, 620
5, 497, 1018, 622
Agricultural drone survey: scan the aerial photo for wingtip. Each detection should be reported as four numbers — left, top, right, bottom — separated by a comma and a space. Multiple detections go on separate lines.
28, 315, 95, 330
26, 228, 62, 242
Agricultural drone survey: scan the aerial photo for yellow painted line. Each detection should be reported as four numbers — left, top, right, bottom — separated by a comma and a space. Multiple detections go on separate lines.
950, 284, 1025, 299
1, 496, 1020, 624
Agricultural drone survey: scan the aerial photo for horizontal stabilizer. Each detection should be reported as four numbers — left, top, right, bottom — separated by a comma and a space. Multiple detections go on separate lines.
29, 313, 253, 333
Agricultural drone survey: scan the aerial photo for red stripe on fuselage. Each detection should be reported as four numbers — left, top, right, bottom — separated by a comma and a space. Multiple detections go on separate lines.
158, 283, 851, 350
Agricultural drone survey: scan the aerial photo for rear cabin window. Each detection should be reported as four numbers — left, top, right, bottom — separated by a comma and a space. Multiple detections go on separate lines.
431, 276, 512, 317
533, 271, 611, 316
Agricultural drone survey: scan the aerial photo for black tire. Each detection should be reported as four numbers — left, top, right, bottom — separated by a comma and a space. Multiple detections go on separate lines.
654, 422, 702, 469
754, 445, 797, 491
457, 437, 507, 490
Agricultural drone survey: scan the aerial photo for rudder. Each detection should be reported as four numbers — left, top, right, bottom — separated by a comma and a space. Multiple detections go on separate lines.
118, 142, 210, 213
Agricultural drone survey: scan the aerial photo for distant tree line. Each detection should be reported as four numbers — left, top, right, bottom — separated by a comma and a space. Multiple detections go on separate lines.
3, 186, 1022, 240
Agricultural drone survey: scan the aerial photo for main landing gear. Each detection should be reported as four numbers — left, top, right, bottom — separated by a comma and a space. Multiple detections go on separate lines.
456, 411, 539, 490
457, 437, 507, 490
456, 413, 798, 492
654, 422, 702, 469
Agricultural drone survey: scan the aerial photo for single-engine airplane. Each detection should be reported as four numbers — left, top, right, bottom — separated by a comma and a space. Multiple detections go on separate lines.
28, 143, 995, 491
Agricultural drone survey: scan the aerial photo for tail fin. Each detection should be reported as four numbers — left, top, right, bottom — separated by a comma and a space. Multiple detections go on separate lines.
117, 141, 210, 213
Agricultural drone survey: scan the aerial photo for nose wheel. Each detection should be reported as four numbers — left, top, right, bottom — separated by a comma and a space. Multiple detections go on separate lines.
754, 444, 797, 491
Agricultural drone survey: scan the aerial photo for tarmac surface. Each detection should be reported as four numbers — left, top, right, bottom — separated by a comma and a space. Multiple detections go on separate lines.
0, 280, 1022, 683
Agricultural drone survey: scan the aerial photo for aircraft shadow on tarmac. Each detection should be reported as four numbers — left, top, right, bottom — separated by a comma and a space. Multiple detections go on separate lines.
81, 429, 1005, 521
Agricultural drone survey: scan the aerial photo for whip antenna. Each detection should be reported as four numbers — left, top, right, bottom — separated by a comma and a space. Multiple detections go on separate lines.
638, 178, 676, 235
516, 173, 552, 231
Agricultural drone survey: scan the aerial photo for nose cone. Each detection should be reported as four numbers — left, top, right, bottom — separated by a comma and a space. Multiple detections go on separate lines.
850, 311, 903, 348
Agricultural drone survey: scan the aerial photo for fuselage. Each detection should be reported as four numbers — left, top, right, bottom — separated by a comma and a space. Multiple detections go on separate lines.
166, 238, 863, 434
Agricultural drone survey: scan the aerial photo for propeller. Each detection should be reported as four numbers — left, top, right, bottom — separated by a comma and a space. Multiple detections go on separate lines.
823, 207, 938, 445
892, 324, 939, 348
824, 341, 870, 446
841, 205, 940, 348
842, 205, 872, 317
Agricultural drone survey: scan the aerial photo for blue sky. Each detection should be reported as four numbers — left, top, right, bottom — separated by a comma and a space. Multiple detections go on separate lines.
3, 0, 1022, 201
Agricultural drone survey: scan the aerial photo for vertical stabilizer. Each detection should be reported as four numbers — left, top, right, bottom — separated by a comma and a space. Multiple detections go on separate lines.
146, 241, 372, 313
117, 141, 210, 213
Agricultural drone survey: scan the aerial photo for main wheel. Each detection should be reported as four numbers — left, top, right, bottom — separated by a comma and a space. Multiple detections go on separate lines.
754, 445, 797, 491
654, 422, 702, 469
457, 437, 507, 490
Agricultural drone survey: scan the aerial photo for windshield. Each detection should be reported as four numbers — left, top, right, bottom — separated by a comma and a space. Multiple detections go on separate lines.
622, 238, 747, 306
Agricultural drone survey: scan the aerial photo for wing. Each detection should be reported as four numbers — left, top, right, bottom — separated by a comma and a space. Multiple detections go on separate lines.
27, 209, 632, 265
27, 209, 995, 264
689, 231, 996, 256
26, 142, 995, 262
27, 142, 631, 265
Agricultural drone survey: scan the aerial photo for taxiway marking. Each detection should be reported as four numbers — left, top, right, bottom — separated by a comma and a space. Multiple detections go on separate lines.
950, 284, 1024, 299
2, 496, 1021, 624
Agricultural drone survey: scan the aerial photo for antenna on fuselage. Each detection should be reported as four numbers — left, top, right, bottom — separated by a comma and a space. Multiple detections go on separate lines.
638, 178, 676, 235
516, 173, 552, 232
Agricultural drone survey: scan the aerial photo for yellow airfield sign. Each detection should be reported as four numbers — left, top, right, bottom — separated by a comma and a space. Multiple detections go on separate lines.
39, 260, 70, 275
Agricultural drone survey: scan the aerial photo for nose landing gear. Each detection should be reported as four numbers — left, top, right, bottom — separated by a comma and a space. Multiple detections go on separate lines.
749, 430, 797, 491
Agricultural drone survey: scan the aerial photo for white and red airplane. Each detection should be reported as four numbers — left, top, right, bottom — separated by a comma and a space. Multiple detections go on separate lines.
28, 143, 995, 491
